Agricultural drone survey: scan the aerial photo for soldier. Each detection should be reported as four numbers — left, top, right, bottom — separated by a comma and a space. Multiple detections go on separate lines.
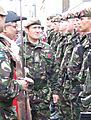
67, 8, 91, 119
0, 8, 29, 120
76, 8, 91, 107
0, 10, 27, 72
19, 17, 62, 120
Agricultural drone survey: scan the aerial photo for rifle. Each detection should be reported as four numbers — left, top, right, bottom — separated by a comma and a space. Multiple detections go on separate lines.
17, 0, 32, 120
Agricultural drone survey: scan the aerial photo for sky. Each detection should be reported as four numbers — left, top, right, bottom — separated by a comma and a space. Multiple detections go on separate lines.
0, 0, 32, 17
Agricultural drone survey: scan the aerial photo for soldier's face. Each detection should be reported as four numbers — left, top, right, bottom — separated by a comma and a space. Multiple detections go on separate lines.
4, 22, 18, 40
59, 21, 68, 32
51, 22, 59, 32
67, 19, 75, 32
0, 15, 5, 33
73, 18, 81, 32
26, 24, 42, 41
46, 19, 53, 28
78, 17, 91, 32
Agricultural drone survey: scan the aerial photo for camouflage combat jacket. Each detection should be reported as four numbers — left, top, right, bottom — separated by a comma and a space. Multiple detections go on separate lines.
20, 39, 61, 103
0, 37, 22, 120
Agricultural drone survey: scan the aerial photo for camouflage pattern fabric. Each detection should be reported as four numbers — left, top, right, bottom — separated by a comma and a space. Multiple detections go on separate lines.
67, 33, 91, 119
46, 8, 91, 120
20, 39, 62, 120
0, 37, 22, 120
77, 33, 91, 111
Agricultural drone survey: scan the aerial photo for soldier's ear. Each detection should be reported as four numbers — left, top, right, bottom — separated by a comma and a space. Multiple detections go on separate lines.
3, 26, 7, 32
25, 28, 28, 34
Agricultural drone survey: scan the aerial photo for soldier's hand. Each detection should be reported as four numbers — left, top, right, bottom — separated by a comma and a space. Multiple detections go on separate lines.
52, 94, 59, 103
23, 77, 34, 84
18, 77, 34, 84
17, 80, 28, 91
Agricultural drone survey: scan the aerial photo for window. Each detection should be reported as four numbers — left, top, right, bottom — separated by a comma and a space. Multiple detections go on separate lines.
62, 0, 69, 12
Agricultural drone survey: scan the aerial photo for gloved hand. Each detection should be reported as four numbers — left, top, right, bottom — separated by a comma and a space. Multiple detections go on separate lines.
17, 79, 28, 91
17, 77, 34, 91
23, 77, 34, 84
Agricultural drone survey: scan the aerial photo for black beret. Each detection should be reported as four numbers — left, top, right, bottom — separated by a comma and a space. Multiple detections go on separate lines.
5, 11, 27, 23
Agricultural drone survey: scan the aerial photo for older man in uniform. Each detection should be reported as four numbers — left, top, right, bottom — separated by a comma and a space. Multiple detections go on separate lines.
0, 6, 29, 120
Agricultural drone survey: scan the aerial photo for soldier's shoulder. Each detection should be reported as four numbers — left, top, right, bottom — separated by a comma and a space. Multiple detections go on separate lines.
0, 36, 4, 42
0, 40, 7, 60
42, 41, 52, 49
41, 41, 54, 59
0, 37, 5, 48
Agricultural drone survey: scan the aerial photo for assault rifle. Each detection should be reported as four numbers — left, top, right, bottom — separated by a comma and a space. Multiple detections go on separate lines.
17, 1, 33, 120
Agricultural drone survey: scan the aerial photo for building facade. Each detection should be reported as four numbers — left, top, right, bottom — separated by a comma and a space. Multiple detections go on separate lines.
0, 0, 91, 26
37, 0, 91, 25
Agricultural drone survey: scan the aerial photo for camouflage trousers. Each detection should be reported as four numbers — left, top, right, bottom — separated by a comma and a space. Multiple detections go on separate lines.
30, 100, 63, 120
30, 101, 50, 120
60, 79, 81, 120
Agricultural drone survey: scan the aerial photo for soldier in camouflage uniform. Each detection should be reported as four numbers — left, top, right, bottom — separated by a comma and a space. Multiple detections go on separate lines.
0, 8, 28, 120
58, 18, 79, 120
46, 13, 87, 120
46, 15, 77, 120
67, 8, 91, 119
46, 10, 91, 119
76, 8, 91, 110
20, 17, 63, 120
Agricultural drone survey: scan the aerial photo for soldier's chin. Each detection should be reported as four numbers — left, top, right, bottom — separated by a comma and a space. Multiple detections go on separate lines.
79, 29, 83, 32
11, 35, 17, 41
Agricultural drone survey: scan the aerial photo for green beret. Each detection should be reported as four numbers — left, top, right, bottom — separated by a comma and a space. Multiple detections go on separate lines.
67, 13, 75, 19
79, 8, 91, 18
25, 17, 41, 28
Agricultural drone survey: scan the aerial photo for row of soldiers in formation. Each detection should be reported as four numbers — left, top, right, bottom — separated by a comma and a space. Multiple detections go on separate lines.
1, 4, 91, 120
46, 7, 91, 120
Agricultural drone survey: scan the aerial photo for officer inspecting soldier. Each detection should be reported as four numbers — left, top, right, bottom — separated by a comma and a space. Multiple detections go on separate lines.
1, 3, 91, 120
0, 6, 33, 120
